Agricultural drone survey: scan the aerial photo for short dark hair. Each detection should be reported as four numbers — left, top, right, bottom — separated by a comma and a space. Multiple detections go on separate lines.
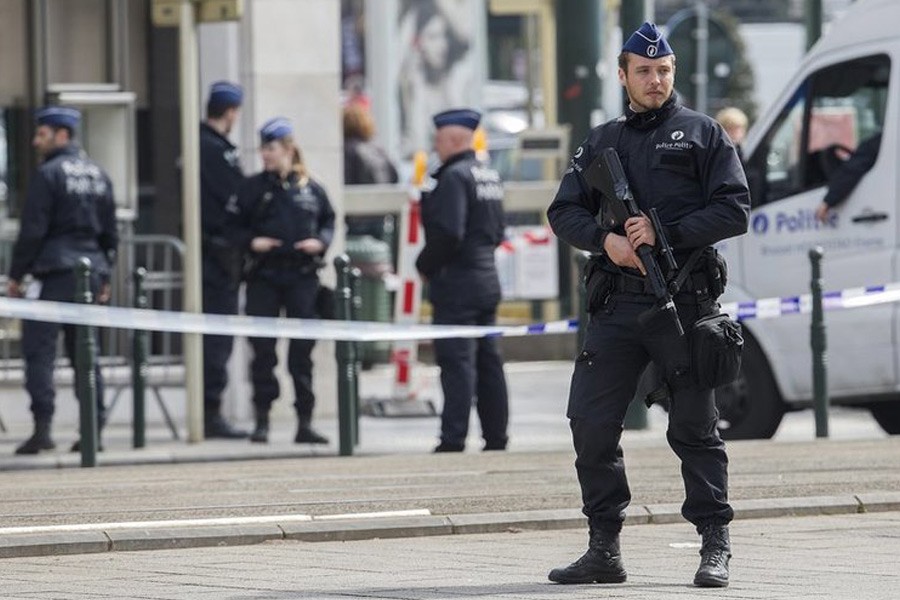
47, 125, 75, 139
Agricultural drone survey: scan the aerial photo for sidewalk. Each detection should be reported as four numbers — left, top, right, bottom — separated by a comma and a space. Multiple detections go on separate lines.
2, 512, 898, 599
0, 362, 897, 561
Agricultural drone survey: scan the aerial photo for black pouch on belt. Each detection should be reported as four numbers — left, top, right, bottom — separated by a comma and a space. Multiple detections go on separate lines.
583, 258, 615, 314
690, 311, 743, 388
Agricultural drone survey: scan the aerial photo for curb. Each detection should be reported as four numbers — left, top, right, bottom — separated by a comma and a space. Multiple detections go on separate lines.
2, 491, 899, 560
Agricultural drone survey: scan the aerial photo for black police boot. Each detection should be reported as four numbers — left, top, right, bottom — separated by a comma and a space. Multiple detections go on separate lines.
205, 414, 248, 439
294, 418, 329, 445
433, 441, 464, 453
250, 412, 269, 444
694, 523, 731, 588
15, 419, 55, 455
548, 528, 627, 584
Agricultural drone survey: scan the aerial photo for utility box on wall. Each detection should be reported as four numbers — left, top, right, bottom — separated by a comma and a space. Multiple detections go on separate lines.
46, 84, 139, 222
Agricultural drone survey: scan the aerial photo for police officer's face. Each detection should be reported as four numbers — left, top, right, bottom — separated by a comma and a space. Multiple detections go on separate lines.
260, 140, 292, 174
32, 125, 68, 158
618, 54, 675, 112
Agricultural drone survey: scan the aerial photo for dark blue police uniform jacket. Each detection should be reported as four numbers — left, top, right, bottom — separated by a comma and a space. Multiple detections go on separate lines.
10, 144, 118, 281
231, 171, 335, 274
548, 95, 749, 264
200, 123, 244, 285
416, 149, 505, 309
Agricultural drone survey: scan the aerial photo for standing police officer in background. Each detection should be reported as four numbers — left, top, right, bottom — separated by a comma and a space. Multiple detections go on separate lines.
230, 118, 334, 445
546, 23, 749, 588
8, 107, 118, 455
200, 81, 248, 439
415, 109, 509, 453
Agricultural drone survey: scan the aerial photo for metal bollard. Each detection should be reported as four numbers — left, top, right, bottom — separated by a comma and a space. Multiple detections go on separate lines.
349, 266, 363, 446
334, 255, 358, 456
809, 247, 829, 438
74, 258, 99, 467
132, 268, 149, 449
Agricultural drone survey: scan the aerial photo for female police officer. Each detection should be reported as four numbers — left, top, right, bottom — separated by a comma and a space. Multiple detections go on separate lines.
546, 23, 749, 588
230, 118, 335, 445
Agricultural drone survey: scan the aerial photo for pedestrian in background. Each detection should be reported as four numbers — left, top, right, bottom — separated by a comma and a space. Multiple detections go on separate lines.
547, 22, 749, 588
715, 106, 748, 151
8, 107, 118, 455
415, 108, 509, 453
229, 118, 334, 445
200, 81, 248, 440
343, 104, 398, 185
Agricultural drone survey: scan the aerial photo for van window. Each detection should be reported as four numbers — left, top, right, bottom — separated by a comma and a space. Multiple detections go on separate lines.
747, 54, 890, 207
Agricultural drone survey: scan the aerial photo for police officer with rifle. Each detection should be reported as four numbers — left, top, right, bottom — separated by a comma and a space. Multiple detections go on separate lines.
546, 22, 749, 588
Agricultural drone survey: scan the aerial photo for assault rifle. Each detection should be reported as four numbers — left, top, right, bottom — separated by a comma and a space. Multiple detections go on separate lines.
583, 147, 683, 335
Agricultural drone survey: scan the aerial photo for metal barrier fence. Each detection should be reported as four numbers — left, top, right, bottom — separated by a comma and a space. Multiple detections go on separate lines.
0, 234, 186, 436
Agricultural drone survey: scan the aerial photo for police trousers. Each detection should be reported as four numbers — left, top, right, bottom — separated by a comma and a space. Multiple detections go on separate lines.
202, 255, 239, 415
245, 270, 318, 419
567, 293, 733, 533
432, 302, 509, 448
22, 270, 106, 424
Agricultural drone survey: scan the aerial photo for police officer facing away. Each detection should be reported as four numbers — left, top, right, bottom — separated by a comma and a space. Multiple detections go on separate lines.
200, 81, 248, 439
230, 118, 334, 445
415, 109, 509, 453
546, 23, 749, 587
8, 107, 119, 455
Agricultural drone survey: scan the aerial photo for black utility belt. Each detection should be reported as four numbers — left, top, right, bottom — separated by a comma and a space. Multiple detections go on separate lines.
613, 272, 710, 299
257, 256, 320, 272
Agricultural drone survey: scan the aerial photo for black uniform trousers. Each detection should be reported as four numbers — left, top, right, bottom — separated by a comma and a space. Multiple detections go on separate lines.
432, 302, 509, 448
568, 293, 733, 533
245, 269, 318, 420
22, 270, 106, 424
201, 254, 239, 416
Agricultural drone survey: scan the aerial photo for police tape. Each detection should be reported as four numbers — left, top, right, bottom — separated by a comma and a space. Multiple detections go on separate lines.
719, 282, 900, 321
0, 281, 898, 343
0, 296, 574, 342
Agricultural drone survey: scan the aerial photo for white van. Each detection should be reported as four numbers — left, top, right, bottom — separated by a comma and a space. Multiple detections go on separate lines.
715, 0, 898, 438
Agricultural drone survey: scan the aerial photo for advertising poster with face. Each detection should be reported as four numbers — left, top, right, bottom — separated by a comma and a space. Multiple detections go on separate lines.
396, 0, 481, 158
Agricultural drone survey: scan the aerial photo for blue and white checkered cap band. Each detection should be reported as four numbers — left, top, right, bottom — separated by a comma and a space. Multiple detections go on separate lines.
35, 106, 81, 129
259, 117, 293, 143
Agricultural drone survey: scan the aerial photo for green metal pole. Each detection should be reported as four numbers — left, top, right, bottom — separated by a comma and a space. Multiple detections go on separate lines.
132, 268, 148, 449
620, 0, 645, 111
806, 0, 822, 51
349, 266, 363, 446
809, 247, 829, 438
555, 0, 602, 318
75, 258, 99, 467
333, 255, 356, 456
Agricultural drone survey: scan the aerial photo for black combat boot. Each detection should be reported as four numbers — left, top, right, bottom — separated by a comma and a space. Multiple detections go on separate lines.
15, 419, 55, 455
548, 528, 627, 584
250, 412, 270, 444
694, 523, 731, 588
294, 418, 328, 444
205, 414, 249, 439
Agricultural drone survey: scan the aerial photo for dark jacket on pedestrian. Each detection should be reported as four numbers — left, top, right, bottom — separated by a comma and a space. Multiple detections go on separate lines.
344, 137, 399, 185
10, 144, 118, 280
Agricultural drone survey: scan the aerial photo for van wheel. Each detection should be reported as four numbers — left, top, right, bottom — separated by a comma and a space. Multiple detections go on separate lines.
714, 334, 785, 440
869, 401, 900, 435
